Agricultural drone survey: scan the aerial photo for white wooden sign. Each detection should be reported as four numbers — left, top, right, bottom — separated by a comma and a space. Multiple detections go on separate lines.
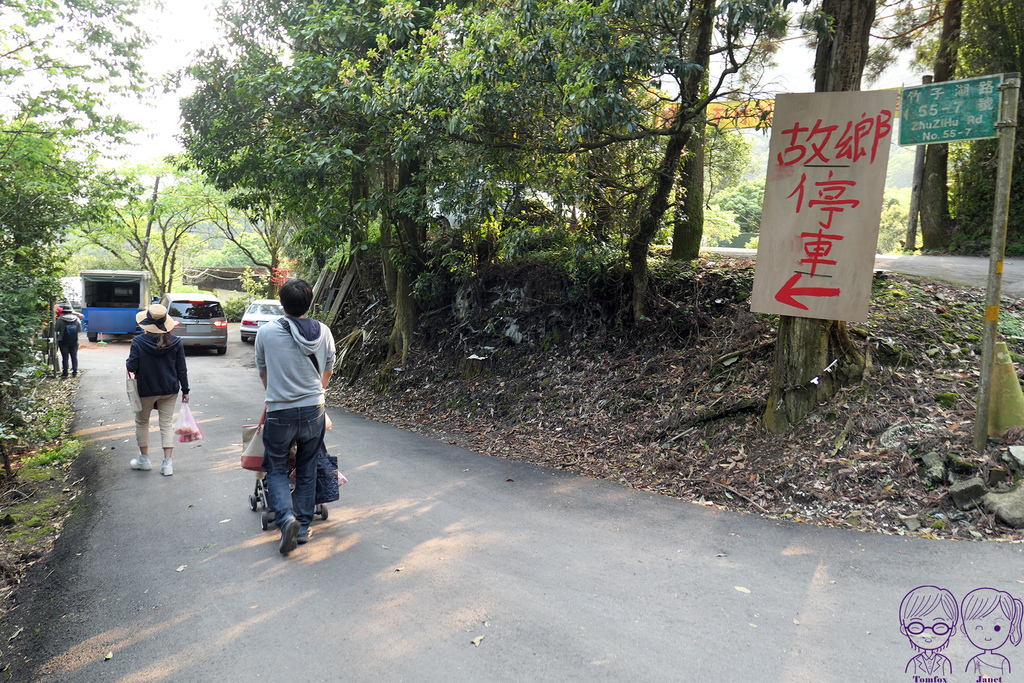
751, 90, 898, 322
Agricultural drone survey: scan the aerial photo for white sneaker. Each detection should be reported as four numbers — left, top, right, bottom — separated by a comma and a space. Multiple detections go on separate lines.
130, 455, 151, 471
160, 458, 173, 476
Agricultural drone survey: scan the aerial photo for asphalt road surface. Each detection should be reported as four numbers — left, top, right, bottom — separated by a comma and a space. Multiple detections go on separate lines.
709, 247, 1024, 299
9, 309, 1024, 682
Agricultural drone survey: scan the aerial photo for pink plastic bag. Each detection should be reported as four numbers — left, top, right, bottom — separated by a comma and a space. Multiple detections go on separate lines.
175, 403, 204, 443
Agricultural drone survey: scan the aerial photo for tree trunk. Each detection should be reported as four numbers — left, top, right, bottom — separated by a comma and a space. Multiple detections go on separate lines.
671, 6, 711, 263
268, 252, 281, 298
0, 393, 10, 478
627, 0, 711, 318
628, 127, 691, 319
764, 317, 866, 432
919, 0, 963, 250
671, 136, 705, 261
765, 0, 874, 434
390, 268, 417, 363
381, 218, 398, 304
386, 158, 425, 362
811, 0, 874, 92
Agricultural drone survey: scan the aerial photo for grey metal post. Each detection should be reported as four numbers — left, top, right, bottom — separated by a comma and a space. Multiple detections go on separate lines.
904, 75, 932, 253
48, 298, 57, 376
974, 73, 1021, 451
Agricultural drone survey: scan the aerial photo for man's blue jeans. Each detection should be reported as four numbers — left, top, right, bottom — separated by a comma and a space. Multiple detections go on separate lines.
262, 404, 325, 531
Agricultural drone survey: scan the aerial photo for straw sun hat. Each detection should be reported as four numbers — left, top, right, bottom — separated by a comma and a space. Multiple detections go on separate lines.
136, 304, 177, 334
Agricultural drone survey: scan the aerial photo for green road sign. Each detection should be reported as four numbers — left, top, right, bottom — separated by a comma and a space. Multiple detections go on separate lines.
900, 74, 1004, 146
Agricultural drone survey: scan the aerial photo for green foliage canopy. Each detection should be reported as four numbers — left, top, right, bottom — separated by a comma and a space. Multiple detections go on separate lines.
0, 0, 150, 474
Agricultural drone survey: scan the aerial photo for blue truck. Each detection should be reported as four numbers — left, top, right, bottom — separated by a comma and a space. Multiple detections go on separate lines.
80, 270, 152, 342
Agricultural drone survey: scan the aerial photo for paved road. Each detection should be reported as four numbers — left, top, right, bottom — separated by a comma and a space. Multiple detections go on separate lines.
709, 247, 1024, 298
9, 322, 1024, 681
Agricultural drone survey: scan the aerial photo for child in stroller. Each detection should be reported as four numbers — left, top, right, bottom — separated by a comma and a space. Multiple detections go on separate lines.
245, 441, 342, 531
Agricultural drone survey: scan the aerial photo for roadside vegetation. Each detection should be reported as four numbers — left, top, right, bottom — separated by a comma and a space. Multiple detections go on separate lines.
3, 0, 1024, 660
0, 378, 82, 639
327, 248, 1024, 540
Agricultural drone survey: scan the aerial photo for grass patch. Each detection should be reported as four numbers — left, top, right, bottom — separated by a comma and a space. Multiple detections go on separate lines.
23, 439, 84, 468
0, 375, 83, 629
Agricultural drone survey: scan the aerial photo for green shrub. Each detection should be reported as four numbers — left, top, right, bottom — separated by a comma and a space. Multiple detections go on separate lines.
221, 294, 251, 323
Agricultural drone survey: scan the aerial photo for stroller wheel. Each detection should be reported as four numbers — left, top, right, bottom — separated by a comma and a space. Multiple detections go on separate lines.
319, 504, 328, 520
248, 494, 259, 512
260, 511, 271, 531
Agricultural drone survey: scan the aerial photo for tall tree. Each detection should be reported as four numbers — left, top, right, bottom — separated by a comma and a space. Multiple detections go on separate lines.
406, 0, 792, 319
79, 168, 217, 295
0, 0, 149, 474
918, 0, 964, 250
180, 0, 440, 361
948, 0, 1024, 243
763, 0, 875, 433
203, 198, 295, 296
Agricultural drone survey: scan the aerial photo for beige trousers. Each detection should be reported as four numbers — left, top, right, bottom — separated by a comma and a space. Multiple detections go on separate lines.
135, 394, 178, 450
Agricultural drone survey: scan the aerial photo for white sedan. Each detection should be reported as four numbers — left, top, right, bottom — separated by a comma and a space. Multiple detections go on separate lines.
239, 299, 284, 342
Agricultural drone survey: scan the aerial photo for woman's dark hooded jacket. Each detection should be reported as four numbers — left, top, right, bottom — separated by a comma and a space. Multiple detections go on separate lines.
126, 333, 190, 399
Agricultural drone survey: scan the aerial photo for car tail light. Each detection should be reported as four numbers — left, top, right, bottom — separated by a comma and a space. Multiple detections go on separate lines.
241, 319, 255, 326
213, 320, 228, 328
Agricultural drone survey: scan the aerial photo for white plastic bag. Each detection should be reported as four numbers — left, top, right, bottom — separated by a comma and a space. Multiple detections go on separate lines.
175, 403, 204, 443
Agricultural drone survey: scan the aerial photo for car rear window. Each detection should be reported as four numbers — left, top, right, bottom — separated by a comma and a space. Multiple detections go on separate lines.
168, 301, 224, 319
248, 303, 284, 316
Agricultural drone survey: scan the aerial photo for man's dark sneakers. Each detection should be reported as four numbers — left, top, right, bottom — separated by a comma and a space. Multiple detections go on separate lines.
279, 517, 300, 555
297, 528, 310, 544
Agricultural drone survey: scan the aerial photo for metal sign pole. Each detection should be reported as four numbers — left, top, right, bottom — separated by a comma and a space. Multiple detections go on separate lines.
974, 73, 1021, 451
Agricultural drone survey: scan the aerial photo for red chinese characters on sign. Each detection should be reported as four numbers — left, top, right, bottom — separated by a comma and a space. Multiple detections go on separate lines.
777, 110, 892, 167
751, 91, 897, 322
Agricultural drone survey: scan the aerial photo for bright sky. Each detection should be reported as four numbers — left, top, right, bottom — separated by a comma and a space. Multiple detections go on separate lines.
117, 3, 917, 165
118, 0, 223, 163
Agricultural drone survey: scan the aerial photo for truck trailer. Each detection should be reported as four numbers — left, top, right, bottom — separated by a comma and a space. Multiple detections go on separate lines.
80, 270, 152, 342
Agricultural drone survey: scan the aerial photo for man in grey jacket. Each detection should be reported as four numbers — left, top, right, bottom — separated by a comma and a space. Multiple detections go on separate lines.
255, 279, 336, 554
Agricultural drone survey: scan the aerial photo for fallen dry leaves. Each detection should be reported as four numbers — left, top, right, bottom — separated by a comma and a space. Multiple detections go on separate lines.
328, 255, 1024, 542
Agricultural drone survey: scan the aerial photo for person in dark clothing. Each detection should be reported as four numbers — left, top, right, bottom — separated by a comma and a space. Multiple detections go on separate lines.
126, 304, 190, 476
54, 306, 83, 378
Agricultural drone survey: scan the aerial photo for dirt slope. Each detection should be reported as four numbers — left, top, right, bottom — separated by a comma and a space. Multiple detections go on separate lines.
327, 253, 1024, 541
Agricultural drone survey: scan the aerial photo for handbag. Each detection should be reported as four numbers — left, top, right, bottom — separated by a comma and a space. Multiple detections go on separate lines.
241, 422, 264, 471
241, 407, 300, 471
126, 371, 142, 413
315, 447, 340, 504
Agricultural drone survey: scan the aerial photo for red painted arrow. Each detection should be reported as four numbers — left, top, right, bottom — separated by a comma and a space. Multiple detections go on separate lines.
774, 273, 841, 310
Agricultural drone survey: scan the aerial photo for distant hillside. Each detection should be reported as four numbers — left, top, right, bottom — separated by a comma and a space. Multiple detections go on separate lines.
741, 129, 915, 190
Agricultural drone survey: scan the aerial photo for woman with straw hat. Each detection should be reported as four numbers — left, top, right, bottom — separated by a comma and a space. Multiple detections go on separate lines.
126, 303, 190, 476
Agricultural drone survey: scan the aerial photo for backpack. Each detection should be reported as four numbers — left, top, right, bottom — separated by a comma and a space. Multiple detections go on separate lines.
55, 315, 79, 343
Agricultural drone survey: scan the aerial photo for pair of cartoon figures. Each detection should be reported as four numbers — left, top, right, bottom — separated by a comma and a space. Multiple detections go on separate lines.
900, 585, 1023, 679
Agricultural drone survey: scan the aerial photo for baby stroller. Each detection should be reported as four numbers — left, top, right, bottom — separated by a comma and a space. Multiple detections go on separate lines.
244, 442, 341, 531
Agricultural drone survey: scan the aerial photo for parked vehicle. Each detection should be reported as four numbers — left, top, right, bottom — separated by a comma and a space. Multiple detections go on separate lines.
239, 299, 285, 343
80, 270, 152, 342
160, 293, 228, 354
